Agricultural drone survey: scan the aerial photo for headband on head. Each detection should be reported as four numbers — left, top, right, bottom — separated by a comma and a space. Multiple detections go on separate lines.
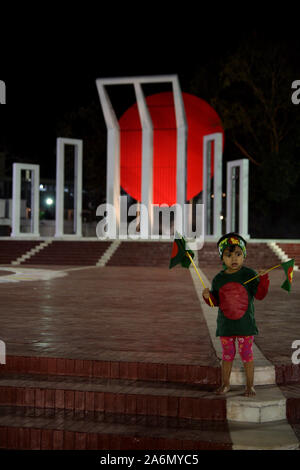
218, 235, 247, 259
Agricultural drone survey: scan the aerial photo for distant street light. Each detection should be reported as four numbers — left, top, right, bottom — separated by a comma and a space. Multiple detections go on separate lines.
46, 198, 54, 206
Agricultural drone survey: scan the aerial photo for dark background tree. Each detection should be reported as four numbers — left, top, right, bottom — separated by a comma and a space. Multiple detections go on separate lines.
189, 35, 300, 237
55, 101, 107, 214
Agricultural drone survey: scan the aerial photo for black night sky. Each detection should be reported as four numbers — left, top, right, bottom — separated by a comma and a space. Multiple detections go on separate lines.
1, 17, 300, 238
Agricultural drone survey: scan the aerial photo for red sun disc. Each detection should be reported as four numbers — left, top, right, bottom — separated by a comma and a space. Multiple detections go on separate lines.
119, 92, 224, 205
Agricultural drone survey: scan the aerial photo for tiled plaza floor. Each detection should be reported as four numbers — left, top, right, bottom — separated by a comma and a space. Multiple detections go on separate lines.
0, 265, 219, 368
0, 263, 299, 374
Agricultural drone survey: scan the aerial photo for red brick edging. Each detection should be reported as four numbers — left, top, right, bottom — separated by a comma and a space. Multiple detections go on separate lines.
0, 355, 221, 386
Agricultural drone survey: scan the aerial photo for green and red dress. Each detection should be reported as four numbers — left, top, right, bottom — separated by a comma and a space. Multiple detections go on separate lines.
203, 266, 269, 337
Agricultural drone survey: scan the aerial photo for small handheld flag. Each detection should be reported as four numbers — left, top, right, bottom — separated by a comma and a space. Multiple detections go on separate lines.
169, 233, 214, 307
169, 234, 194, 269
280, 258, 294, 292
243, 258, 295, 293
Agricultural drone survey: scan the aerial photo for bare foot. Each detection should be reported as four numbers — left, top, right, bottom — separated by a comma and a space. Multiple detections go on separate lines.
216, 384, 231, 395
244, 386, 256, 397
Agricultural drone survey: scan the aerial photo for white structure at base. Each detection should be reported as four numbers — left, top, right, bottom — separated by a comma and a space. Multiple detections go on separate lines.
203, 133, 223, 239
96, 75, 189, 238
226, 159, 249, 238
11, 163, 40, 237
55, 138, 83, 238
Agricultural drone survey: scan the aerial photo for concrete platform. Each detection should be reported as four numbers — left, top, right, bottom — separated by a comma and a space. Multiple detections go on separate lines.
229, 420, 299, 450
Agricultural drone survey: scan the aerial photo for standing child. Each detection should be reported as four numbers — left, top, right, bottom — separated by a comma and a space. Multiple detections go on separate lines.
202, 233, 269, 397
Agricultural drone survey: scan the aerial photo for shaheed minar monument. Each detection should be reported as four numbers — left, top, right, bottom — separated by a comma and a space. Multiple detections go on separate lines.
9, 75, 249, 242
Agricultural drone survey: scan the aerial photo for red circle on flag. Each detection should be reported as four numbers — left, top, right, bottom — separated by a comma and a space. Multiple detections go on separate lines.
119, 92, 224, 205
171, 241, 179, 258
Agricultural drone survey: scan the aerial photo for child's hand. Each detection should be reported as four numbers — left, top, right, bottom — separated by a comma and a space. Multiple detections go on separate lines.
258, 269, 267, 277
203, 288, 210, 299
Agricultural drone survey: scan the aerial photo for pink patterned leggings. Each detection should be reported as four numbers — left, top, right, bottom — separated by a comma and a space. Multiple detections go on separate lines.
220, 336, 254, 363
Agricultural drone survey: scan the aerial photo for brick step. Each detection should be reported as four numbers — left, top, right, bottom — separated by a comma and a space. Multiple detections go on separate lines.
0, 356, 221, 386
23, 247, 110, 253
280, 383, 300, 423
277, 250, 300, 257
23, 249, 109, 253
0, 241, 40, 262
2, 357, 299, 387
20, 243, 112, 265
272, 244, 300, 265
106, 242, 280, 268
0, 406, 232, 450
0, 242, 39, 246
22, 258, 101, 262
1, 240, 281, 268
277, 244, 300, 250
22, 261, 99, 265
22, 255, 106, 259
0, 373, 226, 421
22, 252, 108, 256
107, 242, 171, 266
107, 261, 170, 266
1, 374, 297, 426
276, 249, 300, 253
24, 246, 110, 250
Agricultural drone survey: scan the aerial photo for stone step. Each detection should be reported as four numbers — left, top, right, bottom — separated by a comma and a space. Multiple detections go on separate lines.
0, 373, 226, 421
0, 406, 232, 450
226, 385, 286, 423
228, 420, 299, 450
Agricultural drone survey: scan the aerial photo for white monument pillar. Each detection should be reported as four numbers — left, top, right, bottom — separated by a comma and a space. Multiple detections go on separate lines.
226, 159, 249, 238
172, 77, 188, 236
55, 138, 83, 238
133, 82, 154, 239
96, 75, 188, 239
95, 83, 121, 236
203, 133, 223, 239
11, 163, 40, 237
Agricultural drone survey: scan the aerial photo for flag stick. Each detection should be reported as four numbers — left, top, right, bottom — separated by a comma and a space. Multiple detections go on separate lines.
186, 252, 214, 307
243, 264, 281, 285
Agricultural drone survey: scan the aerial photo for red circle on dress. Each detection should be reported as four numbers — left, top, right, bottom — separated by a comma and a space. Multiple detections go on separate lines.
219, 282, 249, 320
119, 92, 224, 205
